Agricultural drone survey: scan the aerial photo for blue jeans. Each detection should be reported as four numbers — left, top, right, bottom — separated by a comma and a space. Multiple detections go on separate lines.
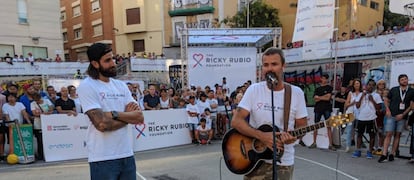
89, 156, 136, 180
411, 126, 414, 158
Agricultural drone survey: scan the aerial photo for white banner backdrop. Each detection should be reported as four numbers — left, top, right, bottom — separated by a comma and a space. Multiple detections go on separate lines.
132, 109, 191, 152
292, 0, 335, 42
41, 110, 191, 162
42, 114, 89, 162
390, 58, 414, 88
187, 47, 256, 92
0, 62, 89, 76
130, 58, 182, 71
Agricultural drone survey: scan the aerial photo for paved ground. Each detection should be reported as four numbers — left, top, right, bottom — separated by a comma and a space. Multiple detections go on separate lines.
0, 131, 413, 180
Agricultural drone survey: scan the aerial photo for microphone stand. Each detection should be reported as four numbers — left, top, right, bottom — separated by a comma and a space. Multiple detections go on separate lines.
270, 81, 278, 180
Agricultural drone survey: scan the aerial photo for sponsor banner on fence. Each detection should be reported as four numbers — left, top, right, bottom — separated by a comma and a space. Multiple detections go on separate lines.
292, 0, 335, 42
132, 109, 191, 152
130, 58, 182, 71
284, 31, 414, 63
302, 39, 332, 60
42, 114, 89, 162
187, 47, 256, 92
41, 110, 191, 162
0, 62, 89, 76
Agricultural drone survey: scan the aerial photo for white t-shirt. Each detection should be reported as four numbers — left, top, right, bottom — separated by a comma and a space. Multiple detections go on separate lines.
346, 92, 363, 118
238, 82, 308, 166
160, 97, 170, 109
2, 102, 26, 124
196, 125, 211, 136
357, 92, 383, 121
78, 77, 136, 163
206, 98, 218, 113
197, 100, 210, 113
186, 103, 200, 124
30, 98, 53, 129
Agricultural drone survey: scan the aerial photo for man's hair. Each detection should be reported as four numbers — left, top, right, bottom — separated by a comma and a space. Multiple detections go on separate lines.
398, 74, 408, 81
200, 118, 206, 123
86, 43, 112, 79
262, 47, 285, 64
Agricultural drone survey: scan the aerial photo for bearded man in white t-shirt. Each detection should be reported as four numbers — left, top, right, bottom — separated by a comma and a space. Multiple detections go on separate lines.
231, 47, 308, 180
78, 43, 144, 180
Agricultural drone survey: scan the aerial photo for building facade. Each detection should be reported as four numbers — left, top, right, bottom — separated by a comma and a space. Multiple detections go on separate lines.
112, 0, 163, 58
0, 0, 63, 61
162, 0, 384, 56
60, 0, 115, 61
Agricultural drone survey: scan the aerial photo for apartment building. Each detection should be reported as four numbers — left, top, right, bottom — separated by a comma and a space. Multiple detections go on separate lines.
60, 0, 115, 61
0, 0, 63, 60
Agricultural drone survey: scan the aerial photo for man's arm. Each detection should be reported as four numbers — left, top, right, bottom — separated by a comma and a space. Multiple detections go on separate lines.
85, 108, 127, 132
21, 110, 32, 124
56, 106, 76, 115
319, 93, 332, 101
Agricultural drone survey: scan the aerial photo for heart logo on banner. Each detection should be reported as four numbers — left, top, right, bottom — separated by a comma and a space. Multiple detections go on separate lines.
192, 53, 204, 68
388, 38, 396, 46
135, 123, 146, 139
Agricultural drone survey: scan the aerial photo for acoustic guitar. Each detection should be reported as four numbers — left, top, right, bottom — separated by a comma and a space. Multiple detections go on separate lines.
221, 113, 355, 175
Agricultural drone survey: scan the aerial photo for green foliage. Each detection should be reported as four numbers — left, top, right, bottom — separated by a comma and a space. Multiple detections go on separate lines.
383, 0, 409, 29
221, 0, 282, 28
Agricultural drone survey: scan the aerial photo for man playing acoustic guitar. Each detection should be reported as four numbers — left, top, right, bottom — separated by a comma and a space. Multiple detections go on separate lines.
231, 47, 308, 180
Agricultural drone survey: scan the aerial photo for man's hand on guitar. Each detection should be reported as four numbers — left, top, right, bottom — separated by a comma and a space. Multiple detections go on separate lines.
277, 132, 297, 145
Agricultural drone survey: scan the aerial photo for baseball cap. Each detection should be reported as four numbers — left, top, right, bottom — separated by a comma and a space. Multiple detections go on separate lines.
322, 73, 329, 79
22, 83, 32, 91
87, 43, 112, 62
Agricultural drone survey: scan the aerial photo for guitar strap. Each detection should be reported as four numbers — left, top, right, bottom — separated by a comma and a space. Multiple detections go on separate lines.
283, 83, 292, 132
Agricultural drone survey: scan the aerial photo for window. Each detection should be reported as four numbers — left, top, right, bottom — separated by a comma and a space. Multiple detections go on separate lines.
91, 0, 101, 12
126, 8, 141, 25
74, 28, 82, 40
93, 24, 103, 36
62, 32, 68, 42
22, 46, 48, 59
133, 40, 145, 52
0, 45, 15, 58
73, 5, 81, 17
61, 11, 66, 21
370, 1, 379, 10
358, 0, 368, 6
17, 0, 28, 24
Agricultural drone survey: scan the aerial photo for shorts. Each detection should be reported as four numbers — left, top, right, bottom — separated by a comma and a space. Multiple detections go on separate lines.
199, 133, 209, 140
0, 122, 8, 134
355, 120, 375, 135
314, 110, 332, 123
384, 116, 406, 133
187, 123, 197, 131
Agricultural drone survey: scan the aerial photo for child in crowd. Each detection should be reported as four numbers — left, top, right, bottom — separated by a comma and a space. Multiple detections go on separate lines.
195, 118, 213, 145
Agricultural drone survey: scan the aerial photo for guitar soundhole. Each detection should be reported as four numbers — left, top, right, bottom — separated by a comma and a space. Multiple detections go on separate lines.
252, 139, 266, 153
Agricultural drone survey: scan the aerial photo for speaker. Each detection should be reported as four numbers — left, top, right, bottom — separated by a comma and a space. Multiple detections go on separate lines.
342, 63, 362, 87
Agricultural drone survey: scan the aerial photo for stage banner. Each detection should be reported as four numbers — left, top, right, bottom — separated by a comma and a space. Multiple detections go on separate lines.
42, 114, 89, 162
390, 58, 414, 88
9, 124, 35, 163
292, 0, 335, 42
187, 47, 256, 92
132, 109, 191, 152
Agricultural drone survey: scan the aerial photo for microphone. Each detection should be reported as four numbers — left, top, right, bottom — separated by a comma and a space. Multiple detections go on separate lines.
265, 72, 278, 84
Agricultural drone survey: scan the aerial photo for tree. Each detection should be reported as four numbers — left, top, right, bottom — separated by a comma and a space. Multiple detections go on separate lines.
383, 0, 409, 29
221, 0, 282, 28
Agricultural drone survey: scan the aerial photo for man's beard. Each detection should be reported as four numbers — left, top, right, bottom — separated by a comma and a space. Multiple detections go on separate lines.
99, 66, 117, 77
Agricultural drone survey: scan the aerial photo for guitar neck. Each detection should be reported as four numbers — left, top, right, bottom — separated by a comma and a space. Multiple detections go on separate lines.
289, 121, 326, 137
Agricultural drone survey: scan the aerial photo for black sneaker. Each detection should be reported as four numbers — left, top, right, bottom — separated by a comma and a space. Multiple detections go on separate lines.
378, 155, 387, 163
388, 154, 394, 161
299, 140, 306, 147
